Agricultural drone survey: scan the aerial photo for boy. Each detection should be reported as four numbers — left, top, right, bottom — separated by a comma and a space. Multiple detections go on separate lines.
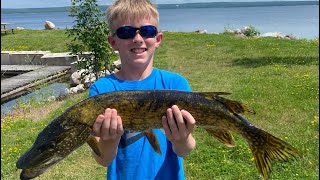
90, 0, 196, 179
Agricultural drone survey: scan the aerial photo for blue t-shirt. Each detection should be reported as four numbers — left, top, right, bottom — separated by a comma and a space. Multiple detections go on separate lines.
89, 68, 192, 180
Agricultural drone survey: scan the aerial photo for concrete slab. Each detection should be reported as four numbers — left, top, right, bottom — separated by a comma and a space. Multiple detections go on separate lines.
41, 52, 78, 66
1, 51, 11, 64
1, 65, 45, 73
9, 51, 50, 65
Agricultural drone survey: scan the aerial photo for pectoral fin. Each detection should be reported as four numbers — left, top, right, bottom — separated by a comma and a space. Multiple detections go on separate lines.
87, 135, 102, 157
143, 130, 161, 155
204, 127, 236, 147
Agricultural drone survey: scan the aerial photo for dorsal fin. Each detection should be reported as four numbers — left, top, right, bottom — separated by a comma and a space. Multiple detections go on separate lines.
196, 92, 255, 114
214, 95, 255, 115
197, 92, 231, 100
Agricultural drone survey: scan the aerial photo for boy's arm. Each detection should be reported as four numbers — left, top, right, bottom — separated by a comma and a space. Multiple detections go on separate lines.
171, 133, 196, 157
92, 108, 124, 167
162, 105, 196, 157
92, 137, 121, 167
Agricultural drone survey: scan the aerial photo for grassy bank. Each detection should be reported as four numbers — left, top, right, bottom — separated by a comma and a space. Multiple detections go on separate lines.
1, 30, 319, 179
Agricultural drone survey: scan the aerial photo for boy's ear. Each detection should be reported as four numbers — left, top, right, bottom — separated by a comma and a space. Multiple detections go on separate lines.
155, 32, 163, 48
108, 36, 119, 50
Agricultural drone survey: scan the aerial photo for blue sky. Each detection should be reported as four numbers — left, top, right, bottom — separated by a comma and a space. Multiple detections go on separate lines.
1, 0, 311, 9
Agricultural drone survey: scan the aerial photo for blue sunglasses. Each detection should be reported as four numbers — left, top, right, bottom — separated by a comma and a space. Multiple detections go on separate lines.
113, 25, 158, 39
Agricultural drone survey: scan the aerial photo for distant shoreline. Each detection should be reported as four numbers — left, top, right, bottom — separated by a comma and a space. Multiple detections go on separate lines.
1, 0, 318, 12
2, 2, 318, 39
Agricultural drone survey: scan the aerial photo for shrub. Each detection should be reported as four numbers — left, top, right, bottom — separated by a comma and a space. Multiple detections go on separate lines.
242, 25, 260, 37
66, 0, 114, 79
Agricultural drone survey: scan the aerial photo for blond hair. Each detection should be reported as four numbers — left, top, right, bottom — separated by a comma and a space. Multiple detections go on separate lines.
106, 0, 159, 33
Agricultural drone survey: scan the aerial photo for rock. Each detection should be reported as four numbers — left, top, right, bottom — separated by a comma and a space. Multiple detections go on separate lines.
75, 84, 85, 93
98, 70, 111, 78
224, 29, 234, 34
83, 73, 96, 88
195, 29, 208, 34
68, 87, 77, 94
68, 84, 85, 94
111, 59, 122, 70
70, 69, 86, 87
16, 27, 25, 30
235, 33, 247, 38
112, 68, 120, 74
47, 96, 56, 102
44, 21, 55, 30
284, 34, 297, 40
233, 29, 242, 35
68, 57, 122, 89
241, 26, 250, 34
70, 72, 81, 87
260, 32, 284, 38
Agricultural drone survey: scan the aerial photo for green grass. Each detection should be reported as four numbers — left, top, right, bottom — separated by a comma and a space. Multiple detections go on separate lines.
1, 29, 70, 52
1, 30, 319, 180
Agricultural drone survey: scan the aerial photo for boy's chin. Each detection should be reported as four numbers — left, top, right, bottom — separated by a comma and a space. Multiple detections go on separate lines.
128, 59, 153, 68
131, 58, 152, 64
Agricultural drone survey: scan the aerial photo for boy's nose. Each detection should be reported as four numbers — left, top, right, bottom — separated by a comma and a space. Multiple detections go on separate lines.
132, 30, 144, 43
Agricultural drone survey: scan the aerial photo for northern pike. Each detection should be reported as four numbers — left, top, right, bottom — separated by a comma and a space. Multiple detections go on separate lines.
16, 90, 300, 180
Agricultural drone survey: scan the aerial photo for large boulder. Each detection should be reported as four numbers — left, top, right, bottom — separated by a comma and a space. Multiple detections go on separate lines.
44, 21, 55, 30
70, 69, 86, 87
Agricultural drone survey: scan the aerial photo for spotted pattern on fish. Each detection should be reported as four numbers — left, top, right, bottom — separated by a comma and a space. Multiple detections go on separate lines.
16, 90, 300, 180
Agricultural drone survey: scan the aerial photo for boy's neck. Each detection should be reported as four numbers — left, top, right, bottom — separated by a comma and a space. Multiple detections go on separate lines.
115, 65, 154, 81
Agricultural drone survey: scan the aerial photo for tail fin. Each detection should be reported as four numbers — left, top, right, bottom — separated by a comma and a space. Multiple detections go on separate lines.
248, 127, 300, 180
235, 114, 300, 180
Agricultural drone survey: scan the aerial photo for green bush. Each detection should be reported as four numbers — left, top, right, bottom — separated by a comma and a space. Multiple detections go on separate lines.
243, 25, 261, 37
67, 0, 114, 79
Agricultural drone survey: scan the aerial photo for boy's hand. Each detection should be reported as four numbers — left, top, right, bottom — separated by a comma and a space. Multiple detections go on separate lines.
92, 108, 124, 141
161, 105, 196, 156
91, 108, 124, 167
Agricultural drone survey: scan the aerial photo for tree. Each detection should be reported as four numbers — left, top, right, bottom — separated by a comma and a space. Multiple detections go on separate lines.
66, 0, 114, 80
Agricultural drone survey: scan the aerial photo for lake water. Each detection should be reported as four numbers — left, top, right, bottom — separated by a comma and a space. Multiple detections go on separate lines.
1, 82, 69, 116
1, 1, 319, 39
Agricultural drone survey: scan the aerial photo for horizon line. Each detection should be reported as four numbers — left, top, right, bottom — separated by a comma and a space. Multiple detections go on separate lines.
1, 0, 319, 10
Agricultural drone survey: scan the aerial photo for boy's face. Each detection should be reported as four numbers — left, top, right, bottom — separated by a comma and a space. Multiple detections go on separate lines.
108, 17, 163, 69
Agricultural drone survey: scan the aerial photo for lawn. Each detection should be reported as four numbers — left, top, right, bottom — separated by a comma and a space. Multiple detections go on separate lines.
1, 30, 319, 179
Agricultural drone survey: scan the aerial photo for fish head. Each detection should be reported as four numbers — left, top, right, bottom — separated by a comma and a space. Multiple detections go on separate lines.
16, 114, 92, 179
18, 150, 63, 179
16, 125, 71, 179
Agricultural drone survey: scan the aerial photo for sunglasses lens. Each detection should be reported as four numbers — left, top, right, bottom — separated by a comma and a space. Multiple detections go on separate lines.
115, 25, 157, 39
116, 26, 136, 39
140, 26, 157, 38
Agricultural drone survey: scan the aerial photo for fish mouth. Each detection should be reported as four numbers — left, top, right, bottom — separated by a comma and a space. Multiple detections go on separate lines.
16, 145, 57, 168
18, 159, 54, 180
16, 147, 61, 179
20, 168, 48, 180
